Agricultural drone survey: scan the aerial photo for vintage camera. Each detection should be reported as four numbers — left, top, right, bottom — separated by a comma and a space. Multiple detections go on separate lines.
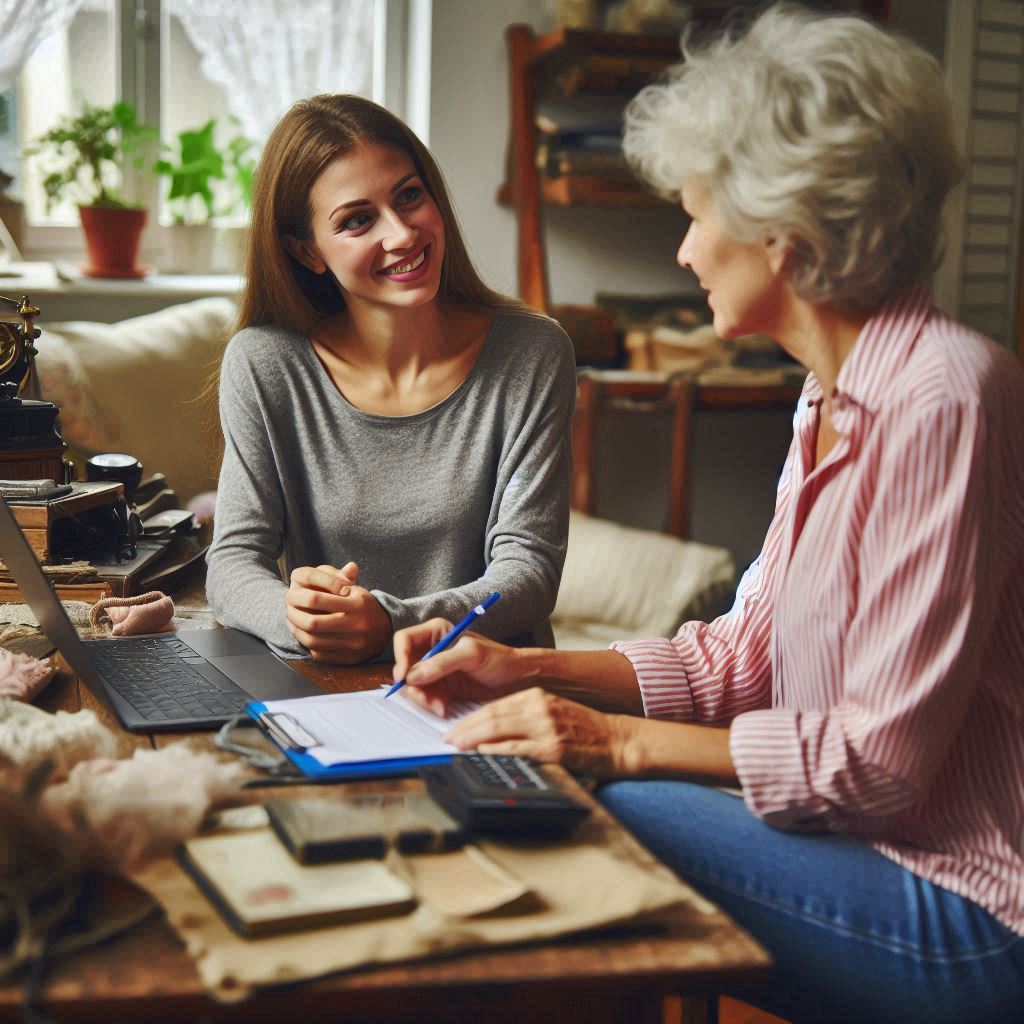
0, 293, 70, 484
0, 294, 139, 564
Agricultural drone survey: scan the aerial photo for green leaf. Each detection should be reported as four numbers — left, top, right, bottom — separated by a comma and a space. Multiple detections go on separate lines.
24, 100, 154, 208
154, 117, 250, 221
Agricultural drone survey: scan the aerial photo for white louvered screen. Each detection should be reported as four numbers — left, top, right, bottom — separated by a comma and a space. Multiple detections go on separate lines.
940, 0, 1024, 350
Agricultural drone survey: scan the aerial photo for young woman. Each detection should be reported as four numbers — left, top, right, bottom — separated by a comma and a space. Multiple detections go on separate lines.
391, 6, 1024, 1022
206, 95, 575, 663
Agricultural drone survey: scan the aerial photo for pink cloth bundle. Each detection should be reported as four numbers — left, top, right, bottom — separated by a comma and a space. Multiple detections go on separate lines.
89, 591, 175, 636
0, 649, 56, 701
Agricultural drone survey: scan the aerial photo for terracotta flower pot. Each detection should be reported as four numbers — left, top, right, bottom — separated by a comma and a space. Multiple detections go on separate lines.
78, 205, 148, 278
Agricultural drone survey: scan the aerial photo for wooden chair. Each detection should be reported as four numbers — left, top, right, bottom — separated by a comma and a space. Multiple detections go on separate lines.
572, 369, 696, 539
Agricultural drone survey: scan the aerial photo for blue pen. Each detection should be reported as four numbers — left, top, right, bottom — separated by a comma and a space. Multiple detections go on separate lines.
385, 592, 501, 698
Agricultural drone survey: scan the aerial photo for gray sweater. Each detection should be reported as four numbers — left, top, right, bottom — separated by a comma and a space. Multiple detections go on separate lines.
206, 312, 575, 656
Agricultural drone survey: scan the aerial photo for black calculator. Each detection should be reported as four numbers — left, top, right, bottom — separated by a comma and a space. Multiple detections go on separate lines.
418, 754, 590, 836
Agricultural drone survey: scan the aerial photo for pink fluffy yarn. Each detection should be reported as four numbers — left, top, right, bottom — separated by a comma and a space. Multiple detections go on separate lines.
0, 649, 56, 701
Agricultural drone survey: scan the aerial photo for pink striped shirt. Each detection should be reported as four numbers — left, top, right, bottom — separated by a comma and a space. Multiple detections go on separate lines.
611, 285, 1024, 936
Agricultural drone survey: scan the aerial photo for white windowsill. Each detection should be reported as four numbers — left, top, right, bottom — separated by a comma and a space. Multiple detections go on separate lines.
0, 261, 242, 298
0, 262, 242, 323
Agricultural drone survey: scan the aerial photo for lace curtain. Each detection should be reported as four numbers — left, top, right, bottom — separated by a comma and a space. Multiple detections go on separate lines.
166, 0, 375, 145
0, 0, 83, 89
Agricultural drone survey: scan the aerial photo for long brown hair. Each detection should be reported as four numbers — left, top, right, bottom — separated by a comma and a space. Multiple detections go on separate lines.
237, 94, 525, 335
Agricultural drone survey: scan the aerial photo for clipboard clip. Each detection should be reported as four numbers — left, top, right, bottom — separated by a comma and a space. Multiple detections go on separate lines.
258, 711, 320, 752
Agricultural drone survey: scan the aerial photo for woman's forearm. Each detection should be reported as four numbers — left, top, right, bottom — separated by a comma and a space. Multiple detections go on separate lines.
513, 647, 646, 714
613, 716, 738, 785
506, 648, 737, 783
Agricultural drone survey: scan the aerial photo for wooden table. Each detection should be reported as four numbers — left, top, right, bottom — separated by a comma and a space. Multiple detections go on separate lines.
1, 579, 770, 1023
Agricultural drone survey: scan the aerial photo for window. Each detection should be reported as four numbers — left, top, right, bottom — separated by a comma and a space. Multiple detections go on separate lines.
19, 0, 117, 229
11, 0, 395, 269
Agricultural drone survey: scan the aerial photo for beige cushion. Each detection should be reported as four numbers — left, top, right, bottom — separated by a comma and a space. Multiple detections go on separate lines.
34, 298, 235, 503
552, 511, 736, 650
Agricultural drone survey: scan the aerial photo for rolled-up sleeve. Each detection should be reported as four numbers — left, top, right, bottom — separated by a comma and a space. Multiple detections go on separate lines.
610, 451, 797, 724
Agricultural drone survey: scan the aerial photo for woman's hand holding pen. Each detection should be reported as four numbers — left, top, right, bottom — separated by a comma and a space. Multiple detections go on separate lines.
392, 619, 529, 712
285, 561, 392, 663
393, 621, 637, 776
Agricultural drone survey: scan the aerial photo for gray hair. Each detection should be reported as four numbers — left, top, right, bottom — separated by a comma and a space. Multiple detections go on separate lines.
623, 3, 964, 312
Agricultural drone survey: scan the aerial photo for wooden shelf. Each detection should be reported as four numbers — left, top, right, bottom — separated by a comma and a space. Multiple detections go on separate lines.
520, 25, 681, 66
504, 24, 682, 312
498, 176, 667, 208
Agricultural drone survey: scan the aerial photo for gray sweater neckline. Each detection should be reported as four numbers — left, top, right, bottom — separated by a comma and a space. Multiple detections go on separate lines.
299, 314, 502, 425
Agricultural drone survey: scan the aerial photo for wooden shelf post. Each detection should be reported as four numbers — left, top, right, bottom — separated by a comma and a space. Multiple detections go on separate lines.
507, 24, 551, 312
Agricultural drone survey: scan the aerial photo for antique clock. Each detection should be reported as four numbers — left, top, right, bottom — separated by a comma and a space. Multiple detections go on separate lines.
0, 293, 68, 483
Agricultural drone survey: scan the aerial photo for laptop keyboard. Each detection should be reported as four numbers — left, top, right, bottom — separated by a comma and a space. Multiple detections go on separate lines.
84, 636, 250, 723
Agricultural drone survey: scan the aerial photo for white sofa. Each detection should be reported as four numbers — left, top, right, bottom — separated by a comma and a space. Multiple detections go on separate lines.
34, 297, 235, 504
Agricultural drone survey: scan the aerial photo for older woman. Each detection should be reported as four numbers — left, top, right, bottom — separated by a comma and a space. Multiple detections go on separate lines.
392, 5, 1024, 1022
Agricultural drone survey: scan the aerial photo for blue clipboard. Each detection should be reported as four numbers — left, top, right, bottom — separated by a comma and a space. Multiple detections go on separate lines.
246, 701, 454, 781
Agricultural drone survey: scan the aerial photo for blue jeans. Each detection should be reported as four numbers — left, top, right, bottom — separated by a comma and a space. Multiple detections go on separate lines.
597, 781, 1024, 1024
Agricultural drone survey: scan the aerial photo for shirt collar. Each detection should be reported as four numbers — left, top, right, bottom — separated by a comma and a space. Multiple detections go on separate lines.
799, 283, 933, 415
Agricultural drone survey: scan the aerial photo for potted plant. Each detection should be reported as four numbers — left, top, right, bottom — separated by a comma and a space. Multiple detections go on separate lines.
154, 118, 257, 273
27, 101, 155, 278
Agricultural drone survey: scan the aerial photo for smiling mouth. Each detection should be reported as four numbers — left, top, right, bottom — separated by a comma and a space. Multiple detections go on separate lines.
381, 248, 427, 276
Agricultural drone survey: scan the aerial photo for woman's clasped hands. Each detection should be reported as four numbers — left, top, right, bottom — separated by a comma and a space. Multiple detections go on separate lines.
392, 619, 636, 777
285, 561, 392, 663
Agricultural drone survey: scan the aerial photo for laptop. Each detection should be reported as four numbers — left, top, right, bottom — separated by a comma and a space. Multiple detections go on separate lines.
0, 496, 320, 732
